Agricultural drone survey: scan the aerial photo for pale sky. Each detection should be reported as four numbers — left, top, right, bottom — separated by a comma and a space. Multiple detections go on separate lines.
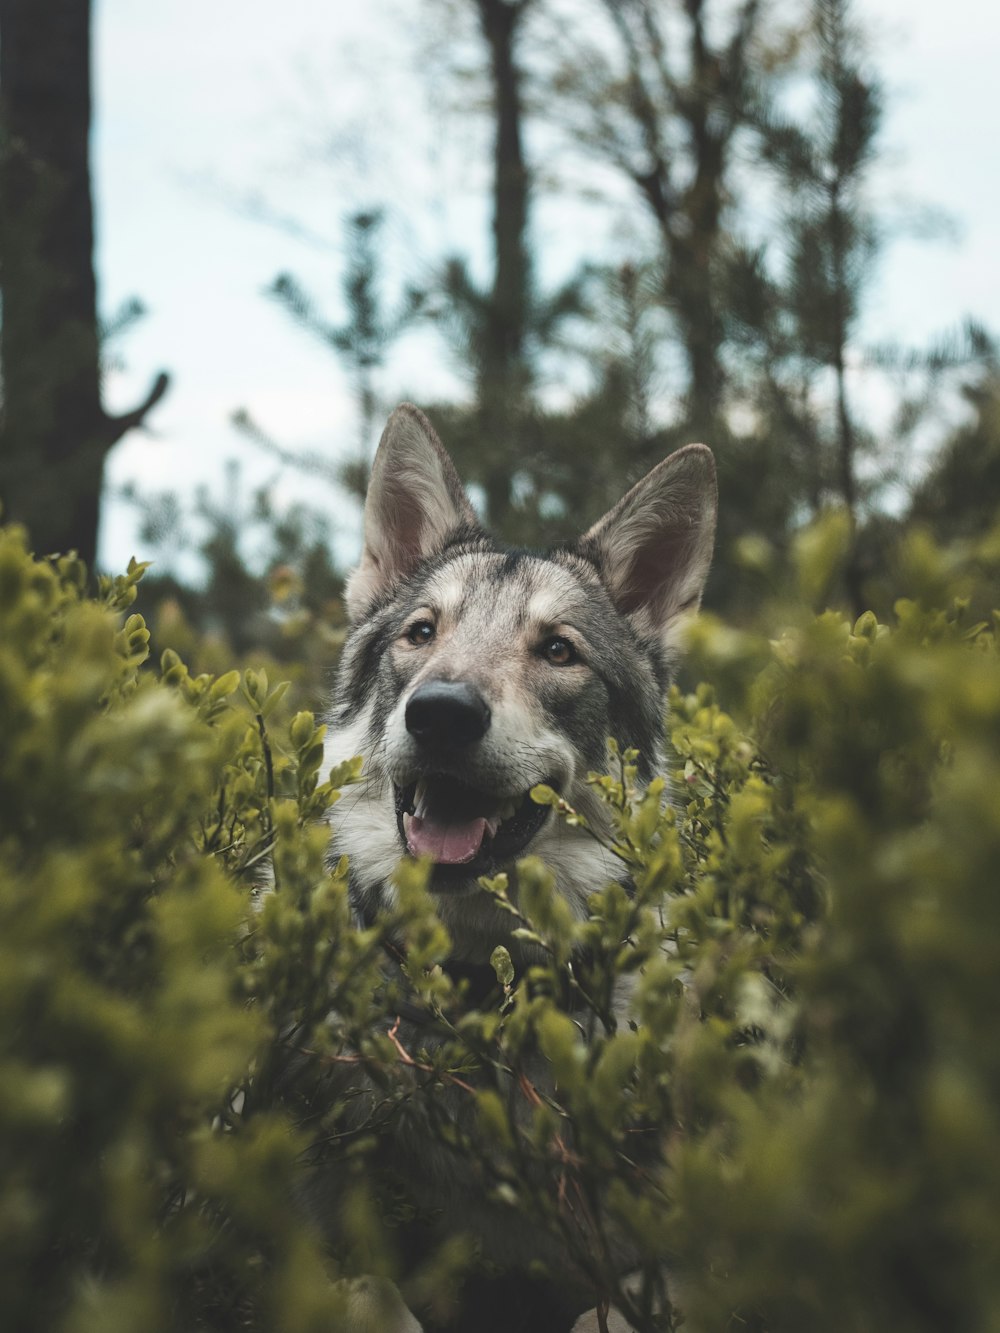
93, 0, 1000, 576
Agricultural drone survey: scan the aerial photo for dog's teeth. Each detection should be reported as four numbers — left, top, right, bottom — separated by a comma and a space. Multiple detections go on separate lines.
485, 816, 500, 839
498, 799, 517, 821
413, 780, 428, 818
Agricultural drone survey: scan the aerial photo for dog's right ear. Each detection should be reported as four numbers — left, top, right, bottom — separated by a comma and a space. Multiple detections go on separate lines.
346, 404, 477, 619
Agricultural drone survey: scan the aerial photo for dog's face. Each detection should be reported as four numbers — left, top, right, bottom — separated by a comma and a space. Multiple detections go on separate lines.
324, 405, 716, 958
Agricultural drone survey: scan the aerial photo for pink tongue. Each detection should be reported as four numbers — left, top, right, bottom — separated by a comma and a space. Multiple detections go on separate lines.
405, 814, 487, 864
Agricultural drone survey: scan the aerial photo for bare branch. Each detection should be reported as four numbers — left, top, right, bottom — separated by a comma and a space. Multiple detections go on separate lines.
103, 371, 170, 448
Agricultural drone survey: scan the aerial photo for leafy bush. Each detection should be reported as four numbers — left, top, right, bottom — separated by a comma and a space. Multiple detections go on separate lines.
1, 515, 998, 1332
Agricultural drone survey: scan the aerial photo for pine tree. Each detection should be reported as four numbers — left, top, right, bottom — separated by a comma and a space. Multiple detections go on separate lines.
421, 0, 586, 538
542, 0, 770, 443
262, 209, 424, 501
756, 0, 884, 612
909, 363, 1000, 542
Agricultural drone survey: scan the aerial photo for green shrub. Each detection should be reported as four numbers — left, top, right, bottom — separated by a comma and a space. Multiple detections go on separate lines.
1, 515, 998, 1332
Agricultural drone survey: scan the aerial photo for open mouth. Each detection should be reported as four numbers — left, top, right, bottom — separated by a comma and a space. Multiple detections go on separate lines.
394, 775, 553, 875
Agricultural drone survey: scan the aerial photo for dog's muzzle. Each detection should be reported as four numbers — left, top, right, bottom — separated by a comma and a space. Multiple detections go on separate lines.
396, 679, 551, 877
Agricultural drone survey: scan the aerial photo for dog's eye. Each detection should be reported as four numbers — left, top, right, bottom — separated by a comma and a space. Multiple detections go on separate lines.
542, 636, 577, 666
406, 619, 436, 646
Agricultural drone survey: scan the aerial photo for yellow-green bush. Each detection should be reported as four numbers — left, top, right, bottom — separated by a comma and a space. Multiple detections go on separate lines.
1, 515, 998, 1332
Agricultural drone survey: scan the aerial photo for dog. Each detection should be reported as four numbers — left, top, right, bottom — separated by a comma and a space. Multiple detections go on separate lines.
317, 403, 716, 1332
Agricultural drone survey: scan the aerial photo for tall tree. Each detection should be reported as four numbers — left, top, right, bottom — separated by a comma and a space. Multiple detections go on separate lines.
474, 0, 534, 523
0, 0, 167, 569
757, 0, 883, 611
546, 0, 768, 441
422, 0, 541, 532
422, 0, 600, 542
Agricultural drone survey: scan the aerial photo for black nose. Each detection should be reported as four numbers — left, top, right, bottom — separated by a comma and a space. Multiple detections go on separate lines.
405, 680, 491, 748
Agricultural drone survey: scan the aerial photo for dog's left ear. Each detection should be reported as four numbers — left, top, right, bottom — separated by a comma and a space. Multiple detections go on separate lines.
346, 403, 478, 619
578, 443, 717, 652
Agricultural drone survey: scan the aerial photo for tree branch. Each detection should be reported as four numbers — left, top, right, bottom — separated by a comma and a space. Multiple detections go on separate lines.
103, 370, 170, 448
602, 0, 676, 227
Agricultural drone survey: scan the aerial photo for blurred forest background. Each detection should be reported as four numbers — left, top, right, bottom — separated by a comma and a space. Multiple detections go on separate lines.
3, 8, 1000, 1330
1, 0, 998, 694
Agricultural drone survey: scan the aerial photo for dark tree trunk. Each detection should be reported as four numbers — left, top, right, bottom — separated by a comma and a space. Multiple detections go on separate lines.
475, 0, 532, 527
829, 180, 865, 618
671, 0, 727, 441
603, 0, 761, 445
0, 0, 167, 569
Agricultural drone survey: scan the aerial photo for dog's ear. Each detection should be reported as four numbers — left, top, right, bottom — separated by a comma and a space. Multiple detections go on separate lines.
577, 444, 717, 652
346, 403, 478, 618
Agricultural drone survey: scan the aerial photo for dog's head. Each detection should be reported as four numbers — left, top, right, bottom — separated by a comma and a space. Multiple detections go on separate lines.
326, 404, 716, 950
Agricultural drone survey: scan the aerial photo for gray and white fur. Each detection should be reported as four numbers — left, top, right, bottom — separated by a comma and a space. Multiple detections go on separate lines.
318, 404, 716, 1332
